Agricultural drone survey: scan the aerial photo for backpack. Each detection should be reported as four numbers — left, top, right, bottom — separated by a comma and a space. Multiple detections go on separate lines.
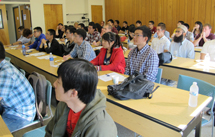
28, 72, 47, 125
158, 52, 172, 66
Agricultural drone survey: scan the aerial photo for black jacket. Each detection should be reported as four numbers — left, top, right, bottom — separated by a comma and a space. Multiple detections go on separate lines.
62, 41, 75, 55
39, 38, 62, 56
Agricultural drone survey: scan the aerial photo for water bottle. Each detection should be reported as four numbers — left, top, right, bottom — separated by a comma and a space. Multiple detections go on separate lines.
205, 53, 210, 62
188, 82, 199, 107
22, 45, 26, 55
49, 53, 54, 66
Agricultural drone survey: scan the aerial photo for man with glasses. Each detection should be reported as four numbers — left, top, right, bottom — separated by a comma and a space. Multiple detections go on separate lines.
125, 26, 159, 82
62, 27, 76, 55
151, 23, 170, 54
39, 29, 61, 56
85, 22, 101, 45
63, 29, 96, 61
28, 27, 46, 50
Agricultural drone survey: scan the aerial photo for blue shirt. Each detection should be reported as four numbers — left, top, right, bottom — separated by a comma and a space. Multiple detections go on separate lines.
70, 40, 96, 61
125, 44, 159, 82
153, 31, 170, 39
29, 34, 46, 50
0, 60, 36, 121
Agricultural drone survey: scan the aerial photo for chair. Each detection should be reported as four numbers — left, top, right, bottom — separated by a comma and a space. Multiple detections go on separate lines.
12, 80, 53, 133
23, 126, 46, 137
155, 68, 163, 84
5, 57, 11, 62
177, 75, 215, 136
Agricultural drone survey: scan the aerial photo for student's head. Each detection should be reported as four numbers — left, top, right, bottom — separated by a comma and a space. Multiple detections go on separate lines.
123, 21, 128, 27
103, 24, 112, 33
54, 59, 98, 104
74, 22, 79, 29
33, 27, 42, 38
88, 22, 96, 34
18, 26, 24, 35
183, 23, 189, 30
23, 28, 32, 38
136, 20, 142, 27
133, 26, 151, 46
128, 26, 135, 40
108, 19, 114, 26
148, 21, 154, 29
78, 23, 85, 29
101, 21, 105, 27
61, 25, 67, 32
194, 21, 203, 33
102, 32, 122, 53
58, 23, 63, 30
95, 23, 102, 33
114, 20, 119, 26
74, 29, 86, 43
174, 25, 187, 43
0, 41, 5, 62
66, 27, 76, 40
203, 24, 212, 37
46, 29, 55, 40
156, 23, 166, 37
177, 21, 184, 27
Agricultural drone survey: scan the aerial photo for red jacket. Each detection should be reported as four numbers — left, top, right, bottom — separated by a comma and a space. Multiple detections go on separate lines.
91, 47, 125, 74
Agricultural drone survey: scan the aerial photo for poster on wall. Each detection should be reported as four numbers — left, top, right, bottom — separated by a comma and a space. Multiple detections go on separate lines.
0, 9, 3, 29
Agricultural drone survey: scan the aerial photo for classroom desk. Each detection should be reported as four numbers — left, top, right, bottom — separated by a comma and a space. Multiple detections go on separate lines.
0, 116, 13, 137
195, 47, 202, 53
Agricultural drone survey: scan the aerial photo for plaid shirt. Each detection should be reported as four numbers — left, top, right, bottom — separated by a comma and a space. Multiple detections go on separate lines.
0, 60, 36, 121
125, 44, 159, 82
85, 31, 101, 44
70, 40, 96, 61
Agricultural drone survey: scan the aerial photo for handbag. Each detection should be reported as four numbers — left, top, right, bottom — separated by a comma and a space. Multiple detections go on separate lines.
107, 71, 159, 100
158, 52, 172, 66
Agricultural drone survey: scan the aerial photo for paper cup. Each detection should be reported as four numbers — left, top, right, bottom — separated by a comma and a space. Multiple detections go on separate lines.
112, 75, 119, 84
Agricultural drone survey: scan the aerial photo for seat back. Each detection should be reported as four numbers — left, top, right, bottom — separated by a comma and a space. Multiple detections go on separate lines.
5, 57, 11, 62
155, 68, 163, 84
46, 80, 53, 117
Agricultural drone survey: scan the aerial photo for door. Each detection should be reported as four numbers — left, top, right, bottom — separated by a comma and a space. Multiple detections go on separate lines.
20, 5, 32, 30
91, 5, 103, 24
13, 7, 21, 40
0, 4, 10, 45
43, 4, 63, 33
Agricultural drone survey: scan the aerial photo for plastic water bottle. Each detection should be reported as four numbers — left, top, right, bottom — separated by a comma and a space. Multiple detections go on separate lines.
204, 53, 210, 71
22, 45, 26, 55
188, 82, 199, 107
49, 53, 54, 66
205, 53, 210, 62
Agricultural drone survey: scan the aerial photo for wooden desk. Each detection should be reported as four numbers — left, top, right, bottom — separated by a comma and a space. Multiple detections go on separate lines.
195, 47, 202, 53
0, 116, 13, 137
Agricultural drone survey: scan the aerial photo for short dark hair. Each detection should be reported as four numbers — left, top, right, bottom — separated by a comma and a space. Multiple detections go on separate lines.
157, 23, 166, 30
57, 58, 98, 104
89, 22, 96, 29
78, 23, 85, 29
183, 23, 189, 29
23, 29, 32, 37
18, 26, 24, 30
149, 21, 154, 25
58, 23, 63, 26
129, 24, 135, 28
95, 23, 102, 33
123, 21, 128, 24
75, 29, 87, 40
178, 21, 184, 25
0, 41, 5, 60
34, 27, 43, 33
128, 26, 136, 33
108, 19, 114, 24
115, 20, 119, 24
48, 29, 56, 38
136, 20, 142, 24
135, 26, 151, 43
66, 26, 76, 34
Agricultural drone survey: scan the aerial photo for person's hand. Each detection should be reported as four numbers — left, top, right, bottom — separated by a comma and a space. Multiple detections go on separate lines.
16, 45, 22, 49
57, 26, 59, 30
5, 44, 11, 47
63, 55, 71, 61
60, 38, 65, 42
42, 39, 46, 44
202, 32, 206, 39
92, 41, 97, 46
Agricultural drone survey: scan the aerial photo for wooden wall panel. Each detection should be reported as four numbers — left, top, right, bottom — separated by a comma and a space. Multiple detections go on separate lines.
0, 4, 10, 45
105, 0, 215, 35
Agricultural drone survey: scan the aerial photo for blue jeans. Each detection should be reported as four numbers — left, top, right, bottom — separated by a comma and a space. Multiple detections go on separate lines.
0, 104, 31, 133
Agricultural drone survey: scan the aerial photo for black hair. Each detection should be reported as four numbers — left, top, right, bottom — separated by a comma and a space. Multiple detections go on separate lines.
135, 26, 151, 43
157, 23, 166, 30
23, 28, 32, 37
57, 58, 98, 104
123, 21, 128, 24
18, 26, 24, 30
75, 29, 87, 40
129, 24, 135, 28
194, 21, 203, 34
95, 23, 102, 33
48, 29, 56, 38
149, 21, 154, 25
58, 23, 63, 26
78, 23, 85, 29
128, 26, 136, 40
183, 23, 189, 30
102, 32, 123, 54
0, 41, 5, 60
69, 25, 74, 28
66, 26, 76, 34
34, 27, 43, 33
136, 20, 142, 24
178, 21, 184, 25
108, 19, 114, 24
115, 20, 119, 24
89, 22, 96, 29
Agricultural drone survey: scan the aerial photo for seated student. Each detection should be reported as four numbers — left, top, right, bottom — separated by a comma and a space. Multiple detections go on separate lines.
85, 22, 101, 44
24, 29, 35, 47
45, 59, 117, 137
119, 21, 129, 33
101, 21, 105, 28
200, 39, 215, 61
184, 23, 194, 42
78, 23, 85, 29
192, 21, 203, 38
108, 19, 118, 34
193, 24, 215, 47
114, 20, 121, 32
136, 20, 142, 27
28, 27, 46, 50
91, 32, 125, 73
153, 23, 170, 39
128, 26, 136, 50
0, 42, 36, 132
39, 29, 61, 56
62, 27, 76, 55
125, 26, 159, 82
74, 22, 79, 29
151, 23, 170, 54
93, 24, 112, 46
95, 23, 102, 34
148, 21, 156, 34
63, 29, 96, 61
170, 25, 195, 59
171, 21, 184, 38
56, 23, 63, 38
59, 25, 67, 42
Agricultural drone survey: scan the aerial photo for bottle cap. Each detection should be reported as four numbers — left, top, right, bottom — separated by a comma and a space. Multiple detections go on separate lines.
193, 82, 197, 85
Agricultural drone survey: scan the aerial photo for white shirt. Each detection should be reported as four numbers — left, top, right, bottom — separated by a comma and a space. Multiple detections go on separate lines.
170, 38, 195, 59
201, 40, 215, 61
151, 35, 170, 54
17, 35, 30, 44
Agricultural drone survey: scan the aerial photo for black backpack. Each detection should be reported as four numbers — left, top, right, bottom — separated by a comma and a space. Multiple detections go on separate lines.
158, 52, 172, 66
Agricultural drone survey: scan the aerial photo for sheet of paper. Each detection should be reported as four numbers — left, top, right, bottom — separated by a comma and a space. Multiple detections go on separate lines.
93, 46, 103, 50
195, 47, 203, 49
29, 52, 46, 56
98, 72, 127, 82
37, 55, 57, 60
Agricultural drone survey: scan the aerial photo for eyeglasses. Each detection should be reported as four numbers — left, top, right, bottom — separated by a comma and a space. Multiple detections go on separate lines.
175, 31, 181, 33
66, 32, 71, 34
33, 31, 39, 33
134, 34, 143, 37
